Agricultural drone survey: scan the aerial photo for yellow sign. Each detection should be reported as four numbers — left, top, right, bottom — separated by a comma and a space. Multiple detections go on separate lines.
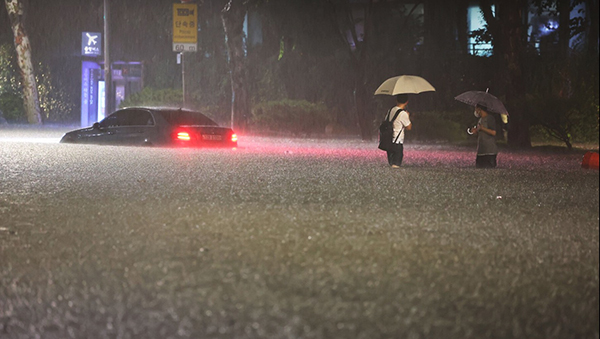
173, 3, 198, 52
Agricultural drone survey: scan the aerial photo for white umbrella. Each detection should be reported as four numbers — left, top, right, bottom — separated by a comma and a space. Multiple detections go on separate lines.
374, 75, 436, 95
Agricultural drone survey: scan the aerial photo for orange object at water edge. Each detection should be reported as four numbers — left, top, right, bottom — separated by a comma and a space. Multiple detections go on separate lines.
581, 152, 599, 170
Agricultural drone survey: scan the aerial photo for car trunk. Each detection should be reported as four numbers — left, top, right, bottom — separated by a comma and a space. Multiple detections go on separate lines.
174, 125, 236, 146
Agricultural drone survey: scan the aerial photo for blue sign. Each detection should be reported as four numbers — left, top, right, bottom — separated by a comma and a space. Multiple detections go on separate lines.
82, 32, 102, 57
81, 61, 102, 126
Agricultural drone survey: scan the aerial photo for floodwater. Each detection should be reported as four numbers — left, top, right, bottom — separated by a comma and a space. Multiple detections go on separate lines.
1, 127, 598, 339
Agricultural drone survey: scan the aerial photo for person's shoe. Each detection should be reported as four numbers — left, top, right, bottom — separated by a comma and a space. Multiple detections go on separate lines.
391, 165, 401, 169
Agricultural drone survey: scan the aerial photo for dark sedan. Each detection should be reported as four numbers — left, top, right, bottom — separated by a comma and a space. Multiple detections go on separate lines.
60, 107, 238, 147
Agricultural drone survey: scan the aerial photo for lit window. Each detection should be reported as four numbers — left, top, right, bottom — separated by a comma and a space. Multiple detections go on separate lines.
468, 5, 494, 56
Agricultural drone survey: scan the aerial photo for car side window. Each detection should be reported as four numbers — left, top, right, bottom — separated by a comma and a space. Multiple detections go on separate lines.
124, 110, 154, 126
99, 113, 121, 127
100, 110, 154, 127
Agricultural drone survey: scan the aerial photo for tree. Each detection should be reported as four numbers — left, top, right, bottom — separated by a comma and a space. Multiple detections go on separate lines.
584, 0, 598, 55
222, 0, 251, 131
323, 0, 376, 141
557, 0, 571, 60
3, 0, 41, 124
423, 0, 468, 109
324, 0, 436, 140
524, 0, 598, 149
480, 0, 531, 148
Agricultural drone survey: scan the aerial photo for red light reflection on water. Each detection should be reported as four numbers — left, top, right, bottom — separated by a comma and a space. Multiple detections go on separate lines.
236, 138, 585, 171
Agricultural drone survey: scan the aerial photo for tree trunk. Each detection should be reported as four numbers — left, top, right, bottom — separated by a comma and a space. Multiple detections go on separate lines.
500, 0, 530, 148
323, 0, 375, 140
585, 0, 598, 55
455, 0, 470, 55
4, 0, 42, 124
423, 0, 459, 111
354, 77, 372, 141
481, 0, 531, 148
354, 1, 374, 141
558, 0, 571, 60
222, 0, 250, 131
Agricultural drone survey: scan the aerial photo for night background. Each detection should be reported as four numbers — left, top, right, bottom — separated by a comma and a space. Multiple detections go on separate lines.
0, 1, 599, 338
1, 0, 598, 147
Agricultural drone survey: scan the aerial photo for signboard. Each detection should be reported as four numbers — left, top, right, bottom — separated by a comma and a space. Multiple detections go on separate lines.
82, 32, 102, 57
81, 61, 102, 126
97, 81, 106, 121
173, 3, 198, 52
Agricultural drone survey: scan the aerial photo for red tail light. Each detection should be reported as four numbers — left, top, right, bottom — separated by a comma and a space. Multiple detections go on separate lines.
176, 131, 191, 141
231, 133, 238, 143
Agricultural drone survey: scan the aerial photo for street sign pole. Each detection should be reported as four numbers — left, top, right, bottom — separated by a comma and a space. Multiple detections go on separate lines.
173, 2, 198, 108
181, 52, 186, 107
104, 0, 112, 114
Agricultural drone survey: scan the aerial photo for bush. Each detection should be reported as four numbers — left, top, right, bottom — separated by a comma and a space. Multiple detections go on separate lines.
524, 53, 599, 148
119, 87, 183, 109
250, 100, 332, 136
527, 94, 599, 149
193, 105, 230, 126
0, 44, 23, 123
0, 92, 25, 123
119, 87, 232, 123
36, 63, 76, 123
406, 110, 470, 143
1, 44, 76, 123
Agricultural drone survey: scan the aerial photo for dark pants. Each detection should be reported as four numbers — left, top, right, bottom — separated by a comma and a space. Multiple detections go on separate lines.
476, 154, 497, 168
387, 143, 404, 166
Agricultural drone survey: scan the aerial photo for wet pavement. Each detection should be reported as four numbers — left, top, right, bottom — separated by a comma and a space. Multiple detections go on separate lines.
1, 127, 598, 339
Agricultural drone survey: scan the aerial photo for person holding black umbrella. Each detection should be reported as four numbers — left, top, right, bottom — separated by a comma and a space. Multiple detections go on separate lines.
469, 104, 498, 168
456, 89, 508, 169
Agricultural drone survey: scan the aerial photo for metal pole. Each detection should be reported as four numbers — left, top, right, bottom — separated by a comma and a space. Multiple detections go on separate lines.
104, 0, 112, 114
180, 0, 187, 108
231, 90, 235, 130
181, 52, 186, 107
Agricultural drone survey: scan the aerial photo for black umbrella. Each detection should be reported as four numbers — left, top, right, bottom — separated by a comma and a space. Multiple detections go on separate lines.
454, 89, 508, 115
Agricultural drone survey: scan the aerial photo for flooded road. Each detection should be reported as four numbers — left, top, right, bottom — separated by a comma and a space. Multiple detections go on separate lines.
1, 127, 598, 339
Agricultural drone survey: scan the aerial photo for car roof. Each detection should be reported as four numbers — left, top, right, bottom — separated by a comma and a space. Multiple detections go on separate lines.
119, 107, 220, 127
121, 106, 197, 113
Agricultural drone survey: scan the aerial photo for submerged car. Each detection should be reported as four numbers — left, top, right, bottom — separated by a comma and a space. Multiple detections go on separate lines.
60, 107, 238, 147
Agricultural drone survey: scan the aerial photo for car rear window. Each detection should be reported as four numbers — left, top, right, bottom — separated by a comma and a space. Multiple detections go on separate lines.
99, 109, 153, 127
158, 110, 218, 126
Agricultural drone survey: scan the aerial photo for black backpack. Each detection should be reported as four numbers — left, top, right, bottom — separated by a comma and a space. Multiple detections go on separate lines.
378, 107, 403, 151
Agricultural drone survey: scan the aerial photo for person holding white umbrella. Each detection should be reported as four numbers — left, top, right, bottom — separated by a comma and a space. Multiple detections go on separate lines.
385, 94, 412, 168
375, 75, 435, 168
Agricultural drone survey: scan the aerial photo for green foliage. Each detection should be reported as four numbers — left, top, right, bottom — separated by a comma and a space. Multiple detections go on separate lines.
250, 100, 332, 136
0, 92, 24, 123
36, 63, 76, 123
119, 87, 184, 109
0, 45, 19, 90
528, 95, 599, 146
192, 105, 229, 126
525, 53, 599, 147
248, 51, 287, 103
1, 44, 75, 123
0, 44, 23, 122
527, 95, 575, 147
407, 111, 469, 143
119, 87, 231, 124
